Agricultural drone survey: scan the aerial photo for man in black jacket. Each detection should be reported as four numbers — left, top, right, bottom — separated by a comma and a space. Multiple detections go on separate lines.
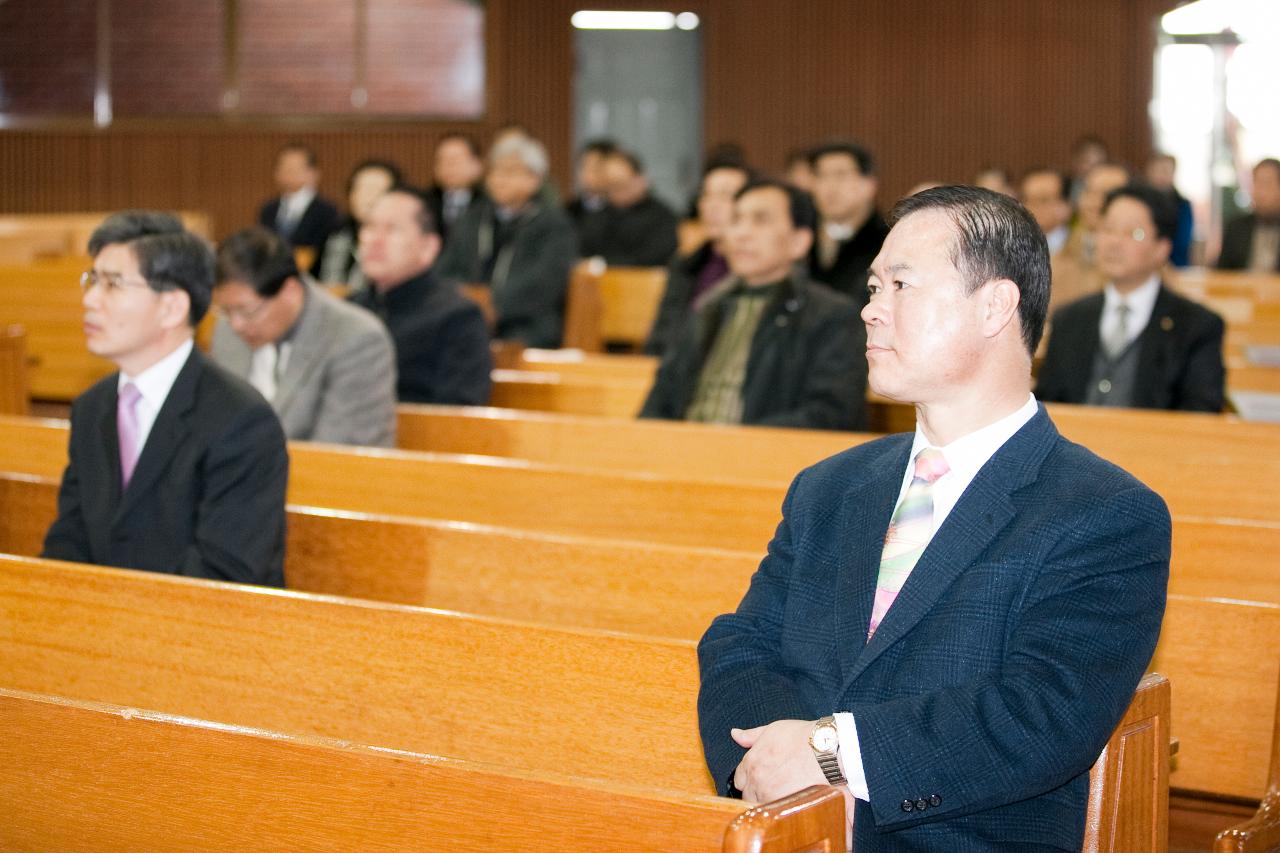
350, 187, 492, 405
640, 179, 866, 431
1038, 183, 1224, 412
257, 142, 339, 275
807, 141, 889, 307
1217, 158, 1280, 272
579, 149, 679, 267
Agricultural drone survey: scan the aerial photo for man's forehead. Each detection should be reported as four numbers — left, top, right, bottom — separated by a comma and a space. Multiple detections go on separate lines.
872, 211, 956, 268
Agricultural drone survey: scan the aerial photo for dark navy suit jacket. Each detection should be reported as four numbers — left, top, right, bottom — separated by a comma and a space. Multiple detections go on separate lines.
42, 348, 288, 586
698, 407, 1169, 852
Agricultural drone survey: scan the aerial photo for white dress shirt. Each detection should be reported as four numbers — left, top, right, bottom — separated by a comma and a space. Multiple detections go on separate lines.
277, 186, 317, 233
116, 338, 193, 456
833, 393, 1040, 800
1098, 274, 1160, 353
1045, 224, 1069, 255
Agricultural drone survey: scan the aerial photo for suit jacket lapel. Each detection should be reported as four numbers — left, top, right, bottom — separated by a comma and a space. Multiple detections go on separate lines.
1069, 296, 1105, 401
833, 436, 912, 684
271, 283, 325, 418
1133, 284, 1175, 408
839, 408, 1059, 693
114, 349, 202, 522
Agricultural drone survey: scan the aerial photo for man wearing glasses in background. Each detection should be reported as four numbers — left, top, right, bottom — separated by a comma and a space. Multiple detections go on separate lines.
42, 211, 288, 587
210, 226, 397, 447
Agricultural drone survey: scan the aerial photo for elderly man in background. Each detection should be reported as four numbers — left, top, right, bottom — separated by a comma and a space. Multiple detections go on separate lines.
436, 134, 578, 348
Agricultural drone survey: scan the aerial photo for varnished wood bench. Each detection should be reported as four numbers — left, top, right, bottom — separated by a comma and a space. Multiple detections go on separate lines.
0, 687, 851, 851
562, 264, 667, 352
0, 555, 1168, 852
1215, 665, 1280, 852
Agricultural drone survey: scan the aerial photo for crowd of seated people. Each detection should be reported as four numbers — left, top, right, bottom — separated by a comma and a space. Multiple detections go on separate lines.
238, 129, 1279, 431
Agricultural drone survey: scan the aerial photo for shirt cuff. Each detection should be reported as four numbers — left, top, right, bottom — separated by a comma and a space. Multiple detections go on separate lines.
832, 711, 869, 801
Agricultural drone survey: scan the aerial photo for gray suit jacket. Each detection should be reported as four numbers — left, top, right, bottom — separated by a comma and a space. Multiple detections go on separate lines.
211, 280, 397, 447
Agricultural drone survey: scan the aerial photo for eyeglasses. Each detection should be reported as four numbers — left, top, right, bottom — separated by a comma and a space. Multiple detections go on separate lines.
219, 297, 273, 324
1098, 226, 1150, 243
79, 269, 152, 294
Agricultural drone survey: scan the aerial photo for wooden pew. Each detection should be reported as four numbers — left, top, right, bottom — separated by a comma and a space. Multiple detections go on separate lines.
489, 367, 652, 418
0, 414, 785, 552
1, 687, 802, 851
1214, 665, 1280, 852
562, 264, 667, 352
0, 555, 1169, 852
0, 325, 29, 416
0, 471, 757, 639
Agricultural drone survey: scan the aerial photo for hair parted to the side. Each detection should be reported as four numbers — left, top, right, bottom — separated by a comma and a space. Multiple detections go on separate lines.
890, 185, 1051, 355
215, 227, 300, 298
88, 211, 215, 327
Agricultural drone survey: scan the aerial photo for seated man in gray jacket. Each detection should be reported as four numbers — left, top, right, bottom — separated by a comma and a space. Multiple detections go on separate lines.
211, 226, 398, 447
640, 179, 867, 431
435, 133, 577, 348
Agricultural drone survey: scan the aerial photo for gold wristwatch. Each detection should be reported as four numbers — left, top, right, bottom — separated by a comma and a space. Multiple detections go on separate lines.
809, 716, 848, 786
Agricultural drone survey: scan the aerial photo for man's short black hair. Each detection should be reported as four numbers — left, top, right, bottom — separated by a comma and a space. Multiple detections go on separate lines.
735, 178, 817, 232
277, 142, 318, 168
1102, 183, 1179, 243
87, 211, 214, 327
890, 185, 1051, 355
579, 138, 619, 159
607, 148, 645, 175
383, 184, 439, 236
808, 141, 876, 177
346, 159, 404, 197
215, 227, 300, 299
1021, 167, 1070, 200
703, 161, 754, 186
436, 132, 482, 159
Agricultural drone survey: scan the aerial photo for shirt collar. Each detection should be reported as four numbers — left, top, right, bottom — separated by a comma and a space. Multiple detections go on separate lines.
282, 186, 316, 211
1104, 274, 1160, 326
908, 393, 1038, 485
119, 338, 193, 409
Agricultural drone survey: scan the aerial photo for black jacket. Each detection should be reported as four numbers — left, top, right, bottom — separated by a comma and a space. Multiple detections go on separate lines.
807, 212, 890, 307
42, 347, 288, 586
1216, 213, 1280, 271
579, 195, 679, 267
258, 194, 340, 274
1036, 284, 1225, 412
435, 198, 577, 348
349, 270, 493, 405
640, 275, 867, 430
425, 184, 487, 243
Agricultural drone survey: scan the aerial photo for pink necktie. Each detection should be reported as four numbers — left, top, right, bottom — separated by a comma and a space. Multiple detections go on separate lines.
869, 448, 950, 639
118, 382, 143, 489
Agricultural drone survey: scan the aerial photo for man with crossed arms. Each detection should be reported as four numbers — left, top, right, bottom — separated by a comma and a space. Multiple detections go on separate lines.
698, 186, 1169, 852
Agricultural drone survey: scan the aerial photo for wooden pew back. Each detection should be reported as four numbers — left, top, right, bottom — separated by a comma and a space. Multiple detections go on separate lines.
0, 687, 746, 852
0, 325, 29, 416
1083, 673, 1170, 853
1213, 664, 1280, 852
0, 554, 716, 794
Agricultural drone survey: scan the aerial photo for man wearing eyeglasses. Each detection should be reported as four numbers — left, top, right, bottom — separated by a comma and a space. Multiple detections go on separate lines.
41, 211, 288, 587
210, 227, 397, 447
1036, 183, 1225, 411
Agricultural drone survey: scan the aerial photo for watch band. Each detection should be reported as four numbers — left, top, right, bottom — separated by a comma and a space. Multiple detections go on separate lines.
811, 716, 848, 786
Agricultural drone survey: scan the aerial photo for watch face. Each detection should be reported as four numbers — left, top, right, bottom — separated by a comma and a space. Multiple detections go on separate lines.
813, 726, 839, 752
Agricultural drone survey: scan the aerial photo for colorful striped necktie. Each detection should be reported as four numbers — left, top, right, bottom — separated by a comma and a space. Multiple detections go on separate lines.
869, 447, 950, 639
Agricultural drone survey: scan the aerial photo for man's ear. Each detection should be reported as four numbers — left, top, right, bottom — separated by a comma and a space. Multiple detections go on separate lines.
790, 227, 815, 261
158, 288, 192, 331
982, 278, 1021, 339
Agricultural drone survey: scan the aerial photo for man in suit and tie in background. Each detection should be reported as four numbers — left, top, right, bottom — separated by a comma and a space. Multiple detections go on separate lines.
425, 133, 487, 243
1037, 183, 1225, 412
211, 226, 398, 447
257, 142, 340, 275
43, 211, 288, 587
699, 186, 1169, 851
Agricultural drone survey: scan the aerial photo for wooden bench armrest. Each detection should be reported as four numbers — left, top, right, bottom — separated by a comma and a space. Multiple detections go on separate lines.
1214, 793, 1280, 853
722, 785, 845, 853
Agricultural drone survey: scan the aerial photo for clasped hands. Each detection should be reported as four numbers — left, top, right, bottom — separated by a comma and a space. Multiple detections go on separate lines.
732, 719, 856, 846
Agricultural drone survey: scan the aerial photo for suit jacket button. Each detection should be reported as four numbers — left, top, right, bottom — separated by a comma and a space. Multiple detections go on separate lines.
929, 794, 942, 807
901, 799, 915, 812
915, 798, 929, 811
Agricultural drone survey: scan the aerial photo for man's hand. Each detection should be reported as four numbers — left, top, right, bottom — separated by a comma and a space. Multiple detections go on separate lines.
731, 718, 826, 804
